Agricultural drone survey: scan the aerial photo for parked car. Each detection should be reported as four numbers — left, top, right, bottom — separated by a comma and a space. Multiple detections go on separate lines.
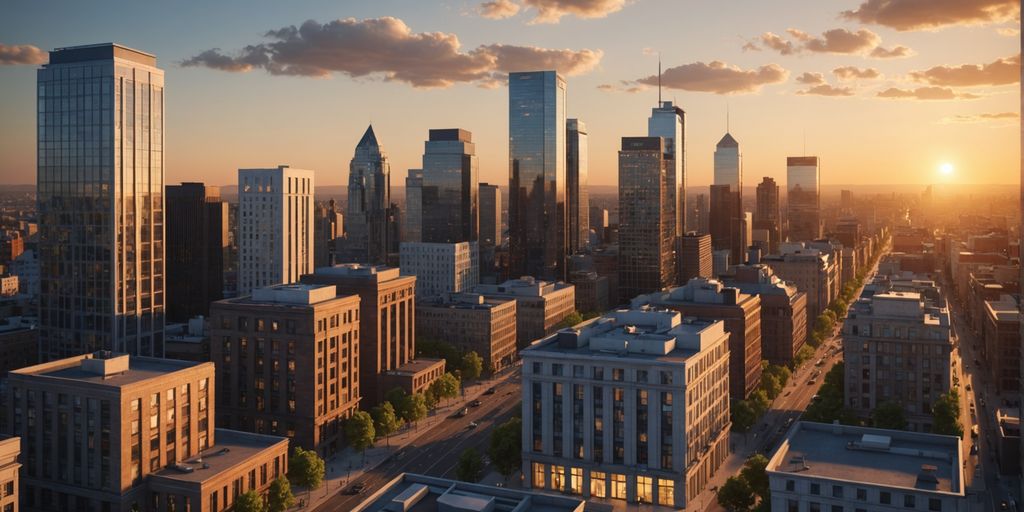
484, 387, 497, 395
454, 408, 469, 418
344, 483, 367, 495
470, 399, 483, 407
468, 421, 479, 429
808, 379, 817, 385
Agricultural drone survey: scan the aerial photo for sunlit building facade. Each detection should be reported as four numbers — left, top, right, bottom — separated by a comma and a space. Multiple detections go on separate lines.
618, 137, 676, 303
403, 169, 422, 243
37, 43, 166, 359
786, 156, 821, 242
711, 133, 743, 265
567, 119, 590, 253
340, 125, 392, 265
648, 101, 686, 242
422, 129, 478, 244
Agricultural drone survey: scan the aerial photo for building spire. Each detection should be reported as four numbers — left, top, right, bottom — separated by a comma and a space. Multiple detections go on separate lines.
658, 53, 662, 105
726, 101, 730, 133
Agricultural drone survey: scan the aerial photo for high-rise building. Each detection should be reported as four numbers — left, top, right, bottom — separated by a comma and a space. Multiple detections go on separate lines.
166, 183, 228, 323
648, 100, 686, 240
721, 263, 808, 365
5, 352, 290, 512
404, 169, 423, 243
210, 283, 361, 456
422, 129, 478, 244
632, 277, 763, 399
590, 206, 609, 245
340, 125, 392, 265
754, 177, 781, 254
521, 309, 731, 508
479, 183, 501, 247
37, 43, 166, 360
680, 233, 712, 282
691, 192, 709, 235
314, 199, 342, 268
787, 156, 822, 242
237, 166, 315, 296
618, 137, 676, 302
840, 188, 853, 213
508, 70, 567, 281
472, 277, 575, 349
710, 133, 743, 264
567, 119, 590, 253
763, 244, 839, 324
399, 242, 479, 299
843, 290, 952, 431
416, 293, 518, 375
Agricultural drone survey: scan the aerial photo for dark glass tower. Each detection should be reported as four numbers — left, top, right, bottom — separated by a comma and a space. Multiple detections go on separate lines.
422, 129, 478, 243
754, 176, 781, 254
566, 119, 589, 253
340, 125, 392, 264
508, 70, 567, 281
37, 43, 166, 359
618, 137, 676, 302
166, 183, 227, 322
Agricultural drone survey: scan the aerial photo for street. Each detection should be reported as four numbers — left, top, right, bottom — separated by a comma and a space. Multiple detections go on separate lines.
316, 376, 522, 511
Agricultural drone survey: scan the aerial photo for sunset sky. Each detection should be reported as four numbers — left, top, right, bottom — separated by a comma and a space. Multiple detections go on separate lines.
0, 0, 1019, 188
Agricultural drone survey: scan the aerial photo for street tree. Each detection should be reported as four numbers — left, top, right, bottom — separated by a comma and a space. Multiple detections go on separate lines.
557, 310, 584, 329
871, 401, 907, 430
371, 402, 402, 446
489, 417, 522, 480
717, 475, 756, 511
932, 390, 963, 437
268, 476, 296, 512
741, 454, 770, 503
234, 490, 266, 512
289, 446, 326, 492
731, 400, 756, 432
460, 351, 483, 381
455, 447, 485, 482
399, 392, 428, 426
345, 411, 376, 461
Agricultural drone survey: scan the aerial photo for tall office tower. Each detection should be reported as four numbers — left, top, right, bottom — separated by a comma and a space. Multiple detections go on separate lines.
340, 125, 392, 265
566, 119, 590, 253
37, 43, 166, 360
237, 166, 315, 296
691, 193, 709, 234
787, 156, 822, 242
400, 242, 479, 298
6, 352, 290, 511
314, 199, 342, 268
754, 177, 781, 254
508, 70, 567, 281
648, 100, 686, 240
840, 189, 853, 213
680, 233, 713, 281
590, 206, 608, 245
710, 133, 743, 264
479, 183, 501, 281
618, 137, 676, 303
521, 310, 731, 508
422, 129, 478, 244
210, 283, 361, 456
404, 169, 423, 243
166, 183, 228, 323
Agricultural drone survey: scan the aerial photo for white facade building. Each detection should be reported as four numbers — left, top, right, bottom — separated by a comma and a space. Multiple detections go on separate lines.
521, 308, 731, 508
238, 166, 315, 295
399, 241, 479, 299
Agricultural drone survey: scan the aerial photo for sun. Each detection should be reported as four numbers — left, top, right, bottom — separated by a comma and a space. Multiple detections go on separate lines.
939, 162, 954, 176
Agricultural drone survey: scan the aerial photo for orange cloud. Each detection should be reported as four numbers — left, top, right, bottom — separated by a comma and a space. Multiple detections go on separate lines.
833, 66, 881, 80
746, 28, 911, 58
797, 84, 855, 97
842, 0, 1019, 31
941, 111, 1019, 123
636, 60, 788, 94
479, 0, 521, 19
0, 43, 47, 65
877, 86, 981, 100
909, 54, 1020, 86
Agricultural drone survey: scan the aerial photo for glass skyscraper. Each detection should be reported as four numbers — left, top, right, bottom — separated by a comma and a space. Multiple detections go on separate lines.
618, 137, 676, 302
340, 125, 392, 264
508, 70, 567, 281
647, 101, 686, 240
422, 128, 478, 243
711, 133, 744, 265
403, 169, 422, 243
786, 156, 821, 242
37, 43, 166, 359
566, 118, 589, 253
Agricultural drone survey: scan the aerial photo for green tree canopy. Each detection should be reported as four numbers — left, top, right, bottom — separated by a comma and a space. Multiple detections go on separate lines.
234, 490, 266, 512
741, 454, 770, 503
398, 392, 428, 425
455, 447, 485, 482
749, 389, 771, 416
268, 476, 296, 512
371, 402, 402, 445
345, 410, 376, 453
460, 351, 483, 381
557, 310, 584, 329
731, 400, 756, 433
717, 475, 756, 511
932, 389, 963, 437
385, 387, 407, 409
288, 446, 326, 490
489, 417, 522, 479
871, 401, 908, 430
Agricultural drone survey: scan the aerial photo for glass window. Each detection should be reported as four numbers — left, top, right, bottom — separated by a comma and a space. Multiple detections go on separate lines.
786, 480, 795, 491
928, 498, 941, 511
637, 475, 653, 504
904, 495, 915, 508
551, 465, 565, 492
532, 463, 545, 489
590, 471, 606, 498
611, 474, 626, 499
880, 491, 891, 504
810, 483, 820, 495
833, 485, 843, 498
657, 479, 674, 506
856, 488, 867, 501
570, 467, 582, 495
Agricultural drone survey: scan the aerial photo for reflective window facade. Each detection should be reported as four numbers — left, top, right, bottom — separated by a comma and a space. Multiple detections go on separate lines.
618, 137, 676, 302
422, 129, 478, 244
37, 44, 165, 359
509, 71, 567, 281
340, 125, 391, 265
647, 102, 686, 239
754, 177, 781, 254
786, 156, 822, 242
403, 169, 422, 243
711, 133, 744, 263
566, 119, 589, 253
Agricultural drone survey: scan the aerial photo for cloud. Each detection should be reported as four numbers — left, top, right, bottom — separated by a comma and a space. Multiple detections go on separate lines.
181, 17, 602, 88
833, 66, 881, 80
597, 81, 646, 93
941, 111, 1019, 123
842, 0, 1019, 31
909, 54, 1020, 86
796, 72, 826, 85
0, 43, 47, 65
797, 84, 855, 96
877, 86, 981, 100
479, 0, 521, 19
746, 28, 911, 58
997, 27, 1020, 36
869, 45, 914, 58
521, 0, 627, 23
635, 60, 788, 94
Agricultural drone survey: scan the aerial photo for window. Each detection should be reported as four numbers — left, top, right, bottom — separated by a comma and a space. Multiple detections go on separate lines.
637, 476, 653, 504
810, 483, 820, 495
611, 474, 626, 499
590, 471, 606, 498
856, 488, 867, 501
551, 465, 565, 492
810, 504, 821, 512
928, 498, 941, 511
831, 506, 844, 512
657, 479, 674, 506
832, 485, 843, 498
569, 467, 582, 495
532, 463, 545, 489
787, 500, 799, 512
880, 491, 891, 504
612, 368, 624, 381
904, 495, 915, 508
785, 480, 795, 491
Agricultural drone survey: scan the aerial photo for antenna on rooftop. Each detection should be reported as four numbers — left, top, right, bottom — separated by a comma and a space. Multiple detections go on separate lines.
658, 52, 662, 105
726, 101, 730, 133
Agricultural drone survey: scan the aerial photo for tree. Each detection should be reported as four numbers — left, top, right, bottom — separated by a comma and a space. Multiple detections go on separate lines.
557, 310, 584, 329
489, 417, 522, 479
749, 389, 771, 416
234, 490, 266, 512
717, 475, 756, 511
871, 401, 907, 430
371, 402, 402, 446
759, 372, 782, 399
288, 446, 326, 491
456, 447, 485, 482
268, 476, 296, 512
385, 387, 407, 409
932, 389, 963, 437
417, 338, 462, 370
345, 410, 376, 460
398, 392, 428, 426
741, 454, 770, 503
731, 400, 756, 433
460, 351, 483, 381
432, 372, 460, 404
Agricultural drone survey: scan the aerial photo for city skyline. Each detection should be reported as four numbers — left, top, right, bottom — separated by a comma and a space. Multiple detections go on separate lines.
0, 1, 1019, 189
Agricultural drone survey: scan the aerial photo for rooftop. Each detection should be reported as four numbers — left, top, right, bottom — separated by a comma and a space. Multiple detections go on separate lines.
12, 352, 207, 389
150, 429, 288, 485
48, 42, 157, 67
386, 358, 446, 377
985, 295, 1020, 322
632, 277, 751, 308
768, 422, 963, 495
308, 263, 403, 282
473, 276, 572, 298
352, 473, 585, 512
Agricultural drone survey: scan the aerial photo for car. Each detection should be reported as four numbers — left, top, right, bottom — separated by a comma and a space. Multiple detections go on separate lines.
467, 421, 479, 429
811, 395, 822, 402
344, 483, 367, 495
470, 399, 483, 407
970, 444, 978, 455
999, 500, 1010, 510
966, 383, 972, 391
971, 425, 979, 438
484, 387, 497, 395
454, 408, 469, 418
979, 398, 986, 408
808, 379, 817, 385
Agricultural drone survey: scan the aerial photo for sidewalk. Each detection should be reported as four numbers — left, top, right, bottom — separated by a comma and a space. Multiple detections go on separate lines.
297, 366, 521, 510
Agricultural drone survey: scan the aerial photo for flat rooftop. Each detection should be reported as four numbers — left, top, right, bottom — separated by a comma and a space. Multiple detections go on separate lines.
12, 353, 207, 389
151, 429, 288, 485
388, 358, 446, 376
769, 422, 962, 495
352, 473, 584, 512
